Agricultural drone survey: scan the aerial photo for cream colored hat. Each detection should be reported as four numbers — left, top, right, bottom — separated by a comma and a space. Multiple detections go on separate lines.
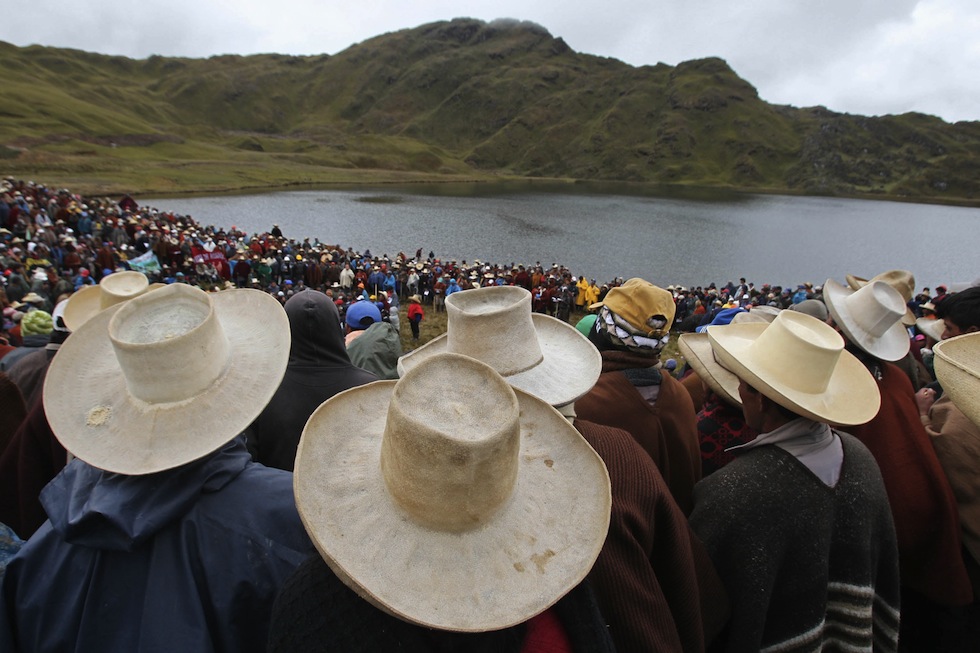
846, 270, 917, 326
746, 305, 781, 322
397, 286, 600, 407
916, 316, 946, 342
43, 284, 290, 475
707, 309, 881, 426
824, 278, 910, 362
63, 271, 164, 330
678, 332, 741, 407
295, 352, 611, 632
934, 332, 980, 428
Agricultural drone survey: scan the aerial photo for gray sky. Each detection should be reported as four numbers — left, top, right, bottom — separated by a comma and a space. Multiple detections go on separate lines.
4, 0, 977, 123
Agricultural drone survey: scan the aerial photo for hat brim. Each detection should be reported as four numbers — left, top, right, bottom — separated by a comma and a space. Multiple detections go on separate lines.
678, 333, 741, 407
397, 314, 600, 407
707, 322, 881, 426
934, 333, 980, 429
63, 282, 167, 331
43, 289, 289, 474
294, 381, 611, 632
916, 317, 945, 342
824, 279, 910, 362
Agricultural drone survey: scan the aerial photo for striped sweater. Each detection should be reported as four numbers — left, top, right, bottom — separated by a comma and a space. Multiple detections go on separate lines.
690, 432, 901, 652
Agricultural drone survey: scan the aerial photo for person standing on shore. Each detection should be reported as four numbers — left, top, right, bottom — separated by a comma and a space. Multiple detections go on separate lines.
407, 294, 424, 341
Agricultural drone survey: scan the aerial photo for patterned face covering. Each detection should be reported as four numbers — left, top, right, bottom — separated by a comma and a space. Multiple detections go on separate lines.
596, 306, 669, 355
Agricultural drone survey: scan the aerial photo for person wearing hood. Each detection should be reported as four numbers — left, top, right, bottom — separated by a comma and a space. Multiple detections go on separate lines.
0, 284, 313, 652
244, 290, 377, 471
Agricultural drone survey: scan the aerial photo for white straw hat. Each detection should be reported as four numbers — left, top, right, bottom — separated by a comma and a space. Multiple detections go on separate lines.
397, 286, 600, 407
677, 332, 741, 407
846, 269, 917, 326
824, 278, 910, 362
63, 271, 164, 330
933, 332, 980, 428
43, 284, 290, 474
916, 316, 946, 342
707, 310, 881, 426
295, 352, 611, 632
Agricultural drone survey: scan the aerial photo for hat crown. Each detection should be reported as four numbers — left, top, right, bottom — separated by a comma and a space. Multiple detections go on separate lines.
100, 271, 149, 309
843, 281, 905, 338
446, 287, 543, 376
737, 310, 844, 394
381, 354, 520, 532
109, 284, 230, 404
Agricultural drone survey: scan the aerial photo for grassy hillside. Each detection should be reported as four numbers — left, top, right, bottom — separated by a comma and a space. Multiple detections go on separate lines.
1, 19, 978, 204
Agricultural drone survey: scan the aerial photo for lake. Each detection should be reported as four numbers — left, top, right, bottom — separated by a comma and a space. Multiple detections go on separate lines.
144, 182, 979, 290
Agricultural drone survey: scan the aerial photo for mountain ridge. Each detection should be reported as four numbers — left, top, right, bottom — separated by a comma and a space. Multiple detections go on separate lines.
1, 18, 978, 205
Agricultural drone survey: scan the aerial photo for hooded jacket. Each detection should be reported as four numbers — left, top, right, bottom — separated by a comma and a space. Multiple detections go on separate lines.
244, 290, 377, 470
0, 437, 313, 653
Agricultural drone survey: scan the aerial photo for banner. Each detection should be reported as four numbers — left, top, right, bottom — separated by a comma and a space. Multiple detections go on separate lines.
127, 249, 161, 274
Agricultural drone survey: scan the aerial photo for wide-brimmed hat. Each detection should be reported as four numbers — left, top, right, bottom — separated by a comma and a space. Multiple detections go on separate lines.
707, 310, 880, 426
408, 294, 422, 303
21, 292, 44, 304
788, 298, 829, 321
824, 278, 910, 362
63, 271, 164, 330
295, 352, 611, 631
678, 332, 741, 407
398, 286, 600, 407
916, 316, 945, 342
933, 332, 980, 428
846, 270, 916, 326
43, 284, 290, 475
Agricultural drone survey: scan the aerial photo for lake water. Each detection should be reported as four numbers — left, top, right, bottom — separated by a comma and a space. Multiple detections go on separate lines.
144, 182, 979, 290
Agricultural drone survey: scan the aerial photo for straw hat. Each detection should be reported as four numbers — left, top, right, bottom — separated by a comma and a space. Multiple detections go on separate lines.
43, 284, 290, 475
933, 332, 980, 428
63, 271, 164, 330
916, 316, 946, 342
707, 310, 880, 426
295, 352, 611, 632
398, 286, 600, 407
823, 278, 910, 362
846, 270, 916, 326
678, 332, 741, 406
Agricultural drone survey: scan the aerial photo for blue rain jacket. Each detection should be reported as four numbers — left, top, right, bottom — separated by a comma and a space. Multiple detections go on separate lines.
0, 436, 313, 652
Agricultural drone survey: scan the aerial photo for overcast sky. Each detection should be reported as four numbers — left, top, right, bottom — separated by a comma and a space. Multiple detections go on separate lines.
4, 0, 977, 123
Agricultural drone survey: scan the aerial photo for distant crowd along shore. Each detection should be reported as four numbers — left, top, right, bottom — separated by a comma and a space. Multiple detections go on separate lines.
0, 177, 959, 334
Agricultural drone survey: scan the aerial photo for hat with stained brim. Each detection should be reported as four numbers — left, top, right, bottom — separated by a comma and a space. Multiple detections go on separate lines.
295, 352, 611, 632
398, 286, 600, 407
824, 278, 910, 362
707, 309, 880, 426
63, 271, 165, 331
934, 332, 980, 429
43, 284, 290, 475
678, 332, 741, 407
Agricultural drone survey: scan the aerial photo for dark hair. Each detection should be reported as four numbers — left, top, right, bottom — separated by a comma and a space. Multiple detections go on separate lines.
937, 286, 980, 330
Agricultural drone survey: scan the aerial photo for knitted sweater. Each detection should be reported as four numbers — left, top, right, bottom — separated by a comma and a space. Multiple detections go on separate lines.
575, 419, 729, 652
689, 432, 901, 653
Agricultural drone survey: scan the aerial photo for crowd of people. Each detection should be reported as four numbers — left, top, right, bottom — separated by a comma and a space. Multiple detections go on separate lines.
1, 177, 979, 652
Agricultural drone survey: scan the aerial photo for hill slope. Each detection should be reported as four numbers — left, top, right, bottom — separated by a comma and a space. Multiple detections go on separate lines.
1, 18, 978, 203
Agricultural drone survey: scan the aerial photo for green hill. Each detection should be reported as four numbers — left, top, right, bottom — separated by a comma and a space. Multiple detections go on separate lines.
2, 18, 978, 204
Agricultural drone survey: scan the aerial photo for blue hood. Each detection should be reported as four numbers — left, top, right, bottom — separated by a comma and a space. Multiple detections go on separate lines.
40, 437, 250, 551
